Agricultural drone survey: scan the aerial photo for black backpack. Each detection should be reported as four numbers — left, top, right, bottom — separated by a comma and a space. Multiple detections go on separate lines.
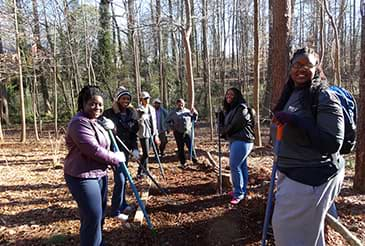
312, 85, 357, 154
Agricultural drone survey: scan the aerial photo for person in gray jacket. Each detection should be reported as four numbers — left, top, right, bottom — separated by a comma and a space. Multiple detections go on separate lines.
166, 98, 198, 168
153, 98, 169, 157
136, 91, 160, 177
271, 47, 345, 246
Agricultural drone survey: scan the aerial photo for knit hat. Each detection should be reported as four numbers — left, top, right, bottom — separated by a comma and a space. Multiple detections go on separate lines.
141, 91, 151, 99
114, 86, 131, 101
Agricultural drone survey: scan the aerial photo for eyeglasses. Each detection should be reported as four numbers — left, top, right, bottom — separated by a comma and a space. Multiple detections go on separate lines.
291, 63, 316, 70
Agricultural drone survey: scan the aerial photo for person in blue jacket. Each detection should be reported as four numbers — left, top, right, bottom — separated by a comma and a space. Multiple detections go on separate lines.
153, 98, 169, 158
271, 47, 345, 246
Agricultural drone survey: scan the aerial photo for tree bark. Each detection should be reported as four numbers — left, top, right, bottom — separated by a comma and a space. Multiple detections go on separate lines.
183, 0, 194, 108
323, 0, 342, 86
202, 0, 213, 140
354, 1, 365, 193
14, 0, 27, 142
271, 0, 292, 109
128, 0, 141, 100
254, 0, 262, 147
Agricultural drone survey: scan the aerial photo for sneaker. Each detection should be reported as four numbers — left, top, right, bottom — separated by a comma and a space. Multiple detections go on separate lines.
114, 213, 129, 221
230, 197, 243, 205
228, 191, 234, 197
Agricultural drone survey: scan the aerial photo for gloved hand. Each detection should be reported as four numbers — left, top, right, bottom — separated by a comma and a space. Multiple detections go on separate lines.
131, 149, 140, 161
115, 151, 126, 163
273, 112, 298, 126
99, 117, 115, 130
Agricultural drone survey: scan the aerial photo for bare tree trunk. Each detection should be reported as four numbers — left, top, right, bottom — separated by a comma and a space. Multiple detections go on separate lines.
156, 0, 167, 105
350, 0, 357, 79
31, 66, 40, 141
14, 0, 26, 142
128, 0, 141, 100
254, 0, 262, 147
271, 0, 292, 109
202, 0, 213, 140
323, 0, 342, 86
183, 0, 194, 108
354, 0, 365, 193
220, 0, 226, 94
320, 2, 325, 64
32, 0, 51, 115
53, 27, 58, 138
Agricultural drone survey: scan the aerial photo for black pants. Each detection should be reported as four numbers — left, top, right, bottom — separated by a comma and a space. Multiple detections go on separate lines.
138, 137, 152, 174
173, 131, 197, 165
158, 131, 168, 155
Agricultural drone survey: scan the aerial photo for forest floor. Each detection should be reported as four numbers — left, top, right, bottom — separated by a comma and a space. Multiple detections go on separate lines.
0, 123, 364, 246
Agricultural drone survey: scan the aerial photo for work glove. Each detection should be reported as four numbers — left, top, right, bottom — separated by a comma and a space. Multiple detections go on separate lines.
115, 151, 126, 163
99, 117, 115, 130
273, 112, 298, 126
274, 111, 315, 130
131, 149, 140, 161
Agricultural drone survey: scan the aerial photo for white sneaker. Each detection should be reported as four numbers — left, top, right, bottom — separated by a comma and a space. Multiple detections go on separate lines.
115, 213, 129, 221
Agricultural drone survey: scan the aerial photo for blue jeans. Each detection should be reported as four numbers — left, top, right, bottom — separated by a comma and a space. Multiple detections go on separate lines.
65, 174, 108, 246
111, 155, 129, 216
229, 140, 253, 199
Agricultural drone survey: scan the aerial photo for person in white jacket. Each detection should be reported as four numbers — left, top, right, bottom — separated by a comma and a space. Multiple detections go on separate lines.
136, 91, 160, 178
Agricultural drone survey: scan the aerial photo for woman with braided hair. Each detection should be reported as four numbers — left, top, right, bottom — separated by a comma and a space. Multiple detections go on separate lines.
271, 47, 345, 245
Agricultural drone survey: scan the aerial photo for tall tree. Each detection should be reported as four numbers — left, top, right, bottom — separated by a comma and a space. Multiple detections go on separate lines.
253, 0, 261, 146
14, 0, 26, 142
271, 0, 292, 109
182, 0, 194, 108
128, 0, 141, 101
323, 0, 342, 86
354, 0, 365, 193
32, 0, 51, 115
202, 0, 213, 140
97, 0, 113, 99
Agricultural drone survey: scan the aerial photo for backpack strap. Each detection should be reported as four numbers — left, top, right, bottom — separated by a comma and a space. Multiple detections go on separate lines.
310, 84, 326, 120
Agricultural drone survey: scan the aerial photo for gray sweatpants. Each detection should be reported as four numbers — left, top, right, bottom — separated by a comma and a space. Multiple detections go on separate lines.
272, 169, 344, 246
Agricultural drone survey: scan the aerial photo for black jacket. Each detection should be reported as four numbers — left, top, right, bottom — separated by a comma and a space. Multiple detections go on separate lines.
103, 103, 139, 152
220, 103, 255, 143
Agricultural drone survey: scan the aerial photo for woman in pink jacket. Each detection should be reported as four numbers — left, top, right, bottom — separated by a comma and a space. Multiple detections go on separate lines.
64, 85, 125, 246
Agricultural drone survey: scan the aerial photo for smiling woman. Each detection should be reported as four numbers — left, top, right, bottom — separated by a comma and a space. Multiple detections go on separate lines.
271, 47, 345, 245
64, 85, 126, 246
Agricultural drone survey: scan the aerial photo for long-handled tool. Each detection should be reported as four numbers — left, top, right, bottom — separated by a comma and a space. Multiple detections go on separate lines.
108, 130, 155, 231
261, 124, 284, 246
144, 119, 165, 178
217, 112, 222, 195
189, 120, 195, 161
114, 135, 169, 196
